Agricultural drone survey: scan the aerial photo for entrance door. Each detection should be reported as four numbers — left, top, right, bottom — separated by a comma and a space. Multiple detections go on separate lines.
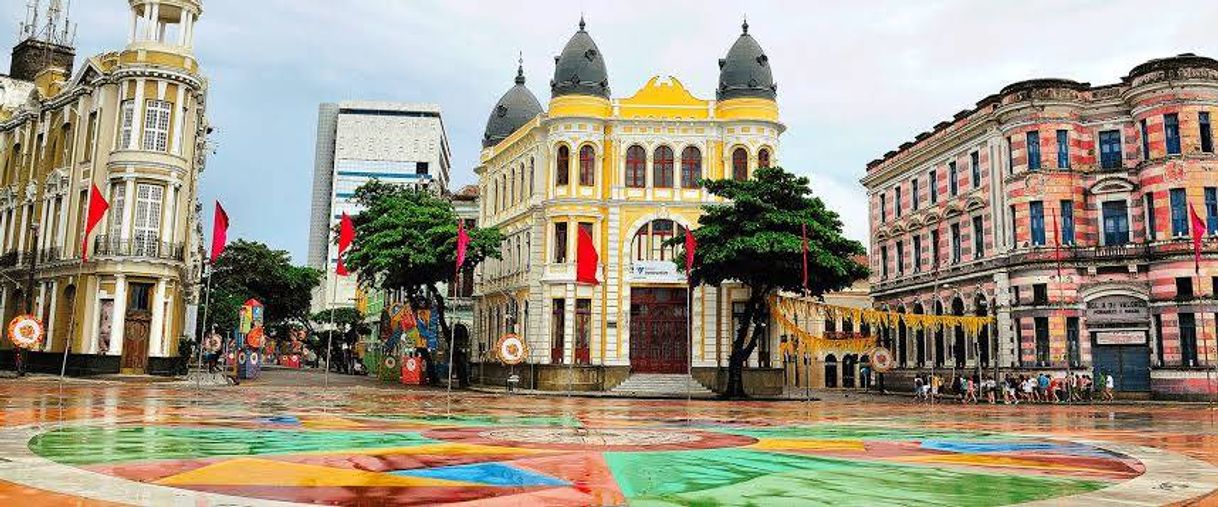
121, 311, 151, 373
629, 288, 688, 373
1091, 332, 1150, 392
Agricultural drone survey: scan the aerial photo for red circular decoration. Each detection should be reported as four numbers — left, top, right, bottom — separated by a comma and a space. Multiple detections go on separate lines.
405, 357, 418, 372
7, 314, 44, 350
870, 347, 895, 373
495, 334, 527, 365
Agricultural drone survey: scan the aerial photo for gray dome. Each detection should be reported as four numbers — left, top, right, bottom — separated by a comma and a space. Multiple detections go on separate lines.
550, 17, 610, 99
717, 20, 777, 101
483, 62, 544, 148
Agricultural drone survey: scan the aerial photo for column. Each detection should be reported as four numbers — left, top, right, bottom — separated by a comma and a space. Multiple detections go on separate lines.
37, 198, 50, 252
130, 80, 145, 150
129, 9, 138, 43
177, 8, 188, 45
171, 87, 186, 155
110, 275, 128, 356
148, 3, 160, 42
0, 207, 9, 253
122, 177, 136, 240
0, 287, 7, 327
160, 183, 177, 248
45, 281, 57, 352
56, 196, 69, 253
149, 278, 166, 358
16, 204, 28, 258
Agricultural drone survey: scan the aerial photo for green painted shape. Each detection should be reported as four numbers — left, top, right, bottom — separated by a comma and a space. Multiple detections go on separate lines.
29, 426, 435, 465
605, 449, 1107, 507
711, 424, 1009, 442
369, 413, 581, 427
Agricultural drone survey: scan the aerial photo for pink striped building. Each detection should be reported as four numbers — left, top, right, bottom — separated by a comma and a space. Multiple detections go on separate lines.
861, 54, 1218, 399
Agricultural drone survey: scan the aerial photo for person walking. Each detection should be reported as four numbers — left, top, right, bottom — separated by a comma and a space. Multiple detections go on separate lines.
1103, 372, 1115, 402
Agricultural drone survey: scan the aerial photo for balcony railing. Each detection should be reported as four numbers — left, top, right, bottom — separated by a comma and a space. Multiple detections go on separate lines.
93, 235, 185, 262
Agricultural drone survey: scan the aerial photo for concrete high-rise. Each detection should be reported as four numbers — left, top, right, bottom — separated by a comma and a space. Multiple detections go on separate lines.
307, 102, 451, 312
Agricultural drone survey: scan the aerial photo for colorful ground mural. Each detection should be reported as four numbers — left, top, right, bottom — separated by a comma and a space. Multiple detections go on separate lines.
0, 375, 1216, 506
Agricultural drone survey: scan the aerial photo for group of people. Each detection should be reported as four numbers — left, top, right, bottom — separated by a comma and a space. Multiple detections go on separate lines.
914, 371, 1117, 404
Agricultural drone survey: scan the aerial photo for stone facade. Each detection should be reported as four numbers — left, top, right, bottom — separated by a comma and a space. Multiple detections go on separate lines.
862, 54, 1218, 399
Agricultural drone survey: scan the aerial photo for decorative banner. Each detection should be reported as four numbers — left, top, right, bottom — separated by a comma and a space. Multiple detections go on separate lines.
496, 333, 528, 365
245, 327, 266, 348
870, 347, 895, 372
7, 314, 44, 350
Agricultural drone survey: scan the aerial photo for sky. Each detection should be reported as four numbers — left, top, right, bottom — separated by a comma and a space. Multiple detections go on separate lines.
4, 0, 1217, 264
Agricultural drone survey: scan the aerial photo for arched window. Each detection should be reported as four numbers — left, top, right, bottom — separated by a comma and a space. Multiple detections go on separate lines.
759, 148, 771, 169
732, 148, 748, 181
555, 145, 570, 186
653, 146, 674, 188
528, 158, 534, 198
681, 146, 702, 188
510, 167, 516, 204
626, 145, 646, 188
579, 145, 595, 186
631, 219, 686, 261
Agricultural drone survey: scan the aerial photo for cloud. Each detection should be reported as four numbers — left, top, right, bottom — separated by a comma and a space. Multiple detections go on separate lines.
5, 0, 1215, 263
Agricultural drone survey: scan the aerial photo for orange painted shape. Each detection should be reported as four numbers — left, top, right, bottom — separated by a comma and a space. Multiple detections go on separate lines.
155, 458, 476, 488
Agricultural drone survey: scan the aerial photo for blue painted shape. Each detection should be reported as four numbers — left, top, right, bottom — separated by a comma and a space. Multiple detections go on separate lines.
920, 440, 1124, 459
265, 415, 300, 425
394, 463, 569, 487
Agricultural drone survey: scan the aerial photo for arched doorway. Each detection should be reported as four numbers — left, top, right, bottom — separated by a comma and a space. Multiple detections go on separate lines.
628, 219, 690, 374
860, 354, 872, 388
952, 297, 966, 369
842, 354, 857, 388
824, 354, 838, 388
975, 296, 990, 368
896, 305, 907, 367
912, 303, 925, 367
934, 300, 945, 368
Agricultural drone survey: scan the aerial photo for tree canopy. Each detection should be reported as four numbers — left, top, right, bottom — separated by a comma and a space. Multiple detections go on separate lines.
203, 240, 322, 334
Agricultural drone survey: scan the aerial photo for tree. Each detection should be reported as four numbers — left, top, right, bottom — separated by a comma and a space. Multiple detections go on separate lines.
682, 167, 867, 398
202, 240, 322, 336
342, 182, 501, 382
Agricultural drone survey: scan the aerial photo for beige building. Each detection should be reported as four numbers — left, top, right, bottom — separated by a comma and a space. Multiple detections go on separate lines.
0, 0, 208, 375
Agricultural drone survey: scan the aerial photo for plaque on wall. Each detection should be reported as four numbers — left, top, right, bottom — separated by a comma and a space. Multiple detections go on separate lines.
1085, 296, 1149, 324
1095, 330, 1147, 346
628, 260, 685, 283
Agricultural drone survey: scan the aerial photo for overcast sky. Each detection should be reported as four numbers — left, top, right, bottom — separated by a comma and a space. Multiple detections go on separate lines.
5, 0, 1217, 263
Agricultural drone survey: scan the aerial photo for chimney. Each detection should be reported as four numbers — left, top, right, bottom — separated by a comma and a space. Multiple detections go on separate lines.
10, 39, 75, 82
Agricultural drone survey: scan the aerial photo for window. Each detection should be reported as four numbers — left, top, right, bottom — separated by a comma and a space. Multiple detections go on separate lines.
1180, 312, 1198, 366
83, 112, 98, 162
129, 283, 154, 312
950, 223, 961, 263
1009, 205, 1018, 246
1154, 314, 1166, 366
1006, 136, 1015, 175
1032, 283, 1048, 305
1029, 201, 1045, 246
680, 146, 702, 188
553, 222, 568, 263
652, 146, 673, 188
1026, 131, 1041, 170
1165, 113, 1181, 155
911, 179, 919, 210
1203, 112, 1214, 153
894, 186, 902, 218
1061, 200, 1075, 245
1056, 129, 1070, 168
142, 99, 172, 152
1034, 317, 1050, 366
758, 148, 771, 168
896, 240, 905, 275
1146, 193, 1158, 241
1012, 286, 1021, 305
118, 100, 135, 149
1102, 200, 1131, 245
551, 299, 565, 364
1099, 129, 1122, 169
556, 145, 570, 186
913, 235, 922, 272
625, 145, 646, 188
732, 148, 748, 181
575, 299, 591, 365
1177, 277, 1194, 299
108, 184, 126, 237
928, 169, 937, 204
949, 161, 958, 196
931, 229, 940, 267
1140, 119, 1150, 160
879, 194, 886, 222
970, 151, 980, 188
631, 219, 683, 261
1171, 188, 1189, 237
880, 246, 889, 278
1066, 317, 1080, 367
133, 183, 164, 256
1207, 187, 1218, 235
972, 215, 984, 258
579, 145, 595, 186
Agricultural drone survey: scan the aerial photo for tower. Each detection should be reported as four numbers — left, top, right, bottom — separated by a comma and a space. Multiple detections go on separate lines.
9, 0, 77, 81
715, 19, 779, 121
126, 0, 203, 54
548, 17, 612, 118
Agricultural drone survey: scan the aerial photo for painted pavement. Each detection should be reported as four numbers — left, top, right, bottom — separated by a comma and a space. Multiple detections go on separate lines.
0, 380, 1216, 506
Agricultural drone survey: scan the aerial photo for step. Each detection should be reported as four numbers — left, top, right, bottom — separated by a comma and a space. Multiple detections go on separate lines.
611, 374, 714, 396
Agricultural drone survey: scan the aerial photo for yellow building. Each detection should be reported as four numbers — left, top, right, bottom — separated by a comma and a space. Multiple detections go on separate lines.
0, 0, 207, 375
474, 19, 785, 394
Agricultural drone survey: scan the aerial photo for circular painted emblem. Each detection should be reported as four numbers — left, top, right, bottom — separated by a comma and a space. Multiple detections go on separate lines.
496, 334, 527, 365
385, 355, 397, 370
238, 351, 248, 365
7, 314, 43, 350
249, 352, 260, 366
870, 347, 895, 372
404, 356, 418, 372
246, 327, 265, 348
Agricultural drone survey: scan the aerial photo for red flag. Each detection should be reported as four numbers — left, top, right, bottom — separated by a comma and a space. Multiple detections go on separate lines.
1191, 203, 1207, 274
801, 224, 809, 292
575, 225, 599, 285
455, 219, 470, 276
684, 226, 697, 274
210, 201, 229, 264
336, 212, 356, 276
81, 184, 109, 261
1052, 210, 1063, 280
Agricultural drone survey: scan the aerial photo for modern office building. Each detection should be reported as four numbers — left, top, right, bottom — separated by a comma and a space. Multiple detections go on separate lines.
307, 102, 451, 312
0, 0, 209, 375
473, 19, 784, 394
861, 54, 1218, 399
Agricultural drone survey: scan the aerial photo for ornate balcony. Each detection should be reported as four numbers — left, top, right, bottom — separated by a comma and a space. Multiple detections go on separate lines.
92, 235, 185, 262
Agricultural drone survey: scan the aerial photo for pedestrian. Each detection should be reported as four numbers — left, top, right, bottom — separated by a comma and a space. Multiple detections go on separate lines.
914, 375, 925, 402
1103, 373, 1115, 402
205, 330, 222, 373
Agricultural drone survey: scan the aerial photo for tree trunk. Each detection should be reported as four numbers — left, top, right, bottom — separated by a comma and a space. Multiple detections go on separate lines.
724, 287, 767, 399
427, 283, 455, 388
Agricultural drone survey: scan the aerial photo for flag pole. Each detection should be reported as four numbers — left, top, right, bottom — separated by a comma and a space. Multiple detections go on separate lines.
196, 265, 213, 391
447, 271, 456, 396
325, 270, 335, 390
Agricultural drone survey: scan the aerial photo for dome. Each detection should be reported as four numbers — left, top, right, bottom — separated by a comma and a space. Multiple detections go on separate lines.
717, 20, 776, 101
483, 61, 544, 148
550, 17, 610, 99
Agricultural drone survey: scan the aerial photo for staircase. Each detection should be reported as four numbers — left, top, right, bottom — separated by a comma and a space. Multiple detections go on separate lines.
611, 374, 714, 398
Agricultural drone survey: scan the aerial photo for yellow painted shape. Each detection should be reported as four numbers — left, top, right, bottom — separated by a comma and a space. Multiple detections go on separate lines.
715, 97, 780, 121
893, 454, 1103, 473
300, 415, 366, 429
295, 442, 552, 457
155, 458, 474, 487
749, 439, 866, 452
548, 95, 611, 118
618, 76, 710, 119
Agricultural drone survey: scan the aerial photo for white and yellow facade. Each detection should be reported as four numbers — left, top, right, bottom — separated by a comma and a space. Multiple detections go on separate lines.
0, 0, 207, 374
474, 21, 784, 391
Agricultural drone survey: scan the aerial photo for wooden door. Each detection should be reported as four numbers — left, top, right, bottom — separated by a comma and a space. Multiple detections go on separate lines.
629, 288, 688, 374
121, 311, 151, 373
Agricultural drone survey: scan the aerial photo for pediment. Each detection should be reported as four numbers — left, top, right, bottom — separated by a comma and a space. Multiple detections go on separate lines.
1089, 175, 1136, 195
